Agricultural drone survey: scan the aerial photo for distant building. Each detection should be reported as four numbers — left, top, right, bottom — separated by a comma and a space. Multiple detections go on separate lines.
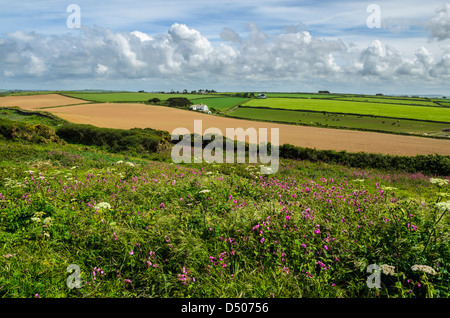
189, 103, 211, 114
257, 93, 267, 99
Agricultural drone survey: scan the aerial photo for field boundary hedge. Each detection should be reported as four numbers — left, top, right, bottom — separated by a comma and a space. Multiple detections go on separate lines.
170, 133, 450, 176
278, 143, 450, 176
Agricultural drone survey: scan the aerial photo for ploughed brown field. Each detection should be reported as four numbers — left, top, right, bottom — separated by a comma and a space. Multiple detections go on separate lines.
0, 94, 89, 110
37, 102, 450, 157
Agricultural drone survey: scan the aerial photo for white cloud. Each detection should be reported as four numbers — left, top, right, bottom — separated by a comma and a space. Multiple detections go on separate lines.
0, 21, 449, 92
131, 31, 153, 42
425, 4, 450, 41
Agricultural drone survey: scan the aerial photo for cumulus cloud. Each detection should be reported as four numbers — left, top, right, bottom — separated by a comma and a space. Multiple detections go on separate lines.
425, 4, 450, 41
0, 22, 449, 90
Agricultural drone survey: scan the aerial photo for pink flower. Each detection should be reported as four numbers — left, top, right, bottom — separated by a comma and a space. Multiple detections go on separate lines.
324, 245, 328, 250
129, 250, 134, 255
260, 238, 265, 244
160, 202, 165, 209
285, 215, 291, 220
314, 229, 321, 235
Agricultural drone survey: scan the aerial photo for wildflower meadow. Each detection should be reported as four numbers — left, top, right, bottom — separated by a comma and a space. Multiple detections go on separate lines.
0, 137, 448, 298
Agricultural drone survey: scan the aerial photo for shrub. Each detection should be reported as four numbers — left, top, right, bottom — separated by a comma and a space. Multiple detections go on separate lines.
55, 123, 170, 155
166, 97, 192, 107
0, 118, 62, 144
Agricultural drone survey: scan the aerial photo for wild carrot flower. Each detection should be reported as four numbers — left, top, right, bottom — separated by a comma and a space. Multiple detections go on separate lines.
430, 178, 449, 186
411, 264, 437, 275
94, 202, 111, 210
435, 201, 450, 212
380, 264, 395, 276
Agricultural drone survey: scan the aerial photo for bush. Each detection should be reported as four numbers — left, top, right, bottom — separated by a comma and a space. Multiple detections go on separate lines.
166, 97, 192, 107
0, 118, 62, 144
56, 123, 170, 154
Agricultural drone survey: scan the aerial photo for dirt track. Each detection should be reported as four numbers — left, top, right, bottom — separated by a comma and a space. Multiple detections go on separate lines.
0, 94, 89, 110
38, 102, 450, 157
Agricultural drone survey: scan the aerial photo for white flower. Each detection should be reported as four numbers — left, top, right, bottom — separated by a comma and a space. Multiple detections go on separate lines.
94, 202, 112, 210
380, 264, 395, 276
198, 189, 211, 194
126, 162, 135, 167
352, 179, 365, 182
71, 166, 78, 170
411, 264, 437, 275
430, 178, 449, 186
43, 217, 52, 225
381, 186, 397, 191
435, 201, 450, 212
115, 160, 124, 165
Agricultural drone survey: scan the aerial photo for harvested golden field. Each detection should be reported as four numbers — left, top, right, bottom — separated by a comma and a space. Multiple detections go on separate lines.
41, 102, 450, 157
0, 94, 89, 110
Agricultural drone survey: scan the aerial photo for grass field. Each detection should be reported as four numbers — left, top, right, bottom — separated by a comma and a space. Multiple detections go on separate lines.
64, 92, 219, 103
63, 93, 246, 111
243, 98, 450, 122
189, 97, 249, 111
264, 93, 342, 99
227, 107, 450, 137
332, 97, 439, 107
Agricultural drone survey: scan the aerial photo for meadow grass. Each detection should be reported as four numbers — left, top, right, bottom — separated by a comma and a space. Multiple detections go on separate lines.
243, 98, 450, 122
0, 137, 448, 298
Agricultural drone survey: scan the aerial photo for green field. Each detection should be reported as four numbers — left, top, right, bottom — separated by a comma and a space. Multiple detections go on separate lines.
264, 93, 341, 99
227, 107, 450, 137
64, 92, 221, 103
243, 98, 450, 122
188, 97, 249, 111
332, 97, 438, 107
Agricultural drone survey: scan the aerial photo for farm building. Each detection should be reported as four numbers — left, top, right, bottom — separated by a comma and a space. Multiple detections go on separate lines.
189, 103, 212, 114
257, 93, 267, 99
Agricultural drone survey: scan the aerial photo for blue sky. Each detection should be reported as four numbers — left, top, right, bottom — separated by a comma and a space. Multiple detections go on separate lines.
1, 0, 449, 94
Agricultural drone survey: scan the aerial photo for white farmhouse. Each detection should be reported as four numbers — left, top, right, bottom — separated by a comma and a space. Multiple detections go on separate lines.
189, 103, 211, 114
257, 93, 267, 99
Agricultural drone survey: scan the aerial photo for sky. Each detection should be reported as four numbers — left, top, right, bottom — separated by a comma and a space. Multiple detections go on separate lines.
0, 0, 450, 95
